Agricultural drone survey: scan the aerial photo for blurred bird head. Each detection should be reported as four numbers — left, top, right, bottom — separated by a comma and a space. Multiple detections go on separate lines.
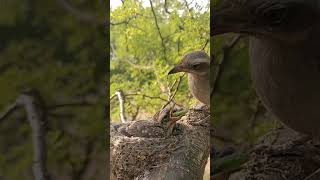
213, 0, 320, 42
168, 51, 210, 76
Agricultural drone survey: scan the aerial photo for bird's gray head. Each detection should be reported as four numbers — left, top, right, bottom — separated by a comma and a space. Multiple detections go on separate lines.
168, 51, 210, 76
213, 0, 320, 43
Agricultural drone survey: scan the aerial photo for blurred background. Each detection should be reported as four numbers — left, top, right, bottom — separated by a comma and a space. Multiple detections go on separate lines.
212, 33, 281, 156
0, 0, 107, 179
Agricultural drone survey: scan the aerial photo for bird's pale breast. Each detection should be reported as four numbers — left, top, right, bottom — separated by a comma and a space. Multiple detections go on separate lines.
250, 37, 320, 138
188, 74, 210, 105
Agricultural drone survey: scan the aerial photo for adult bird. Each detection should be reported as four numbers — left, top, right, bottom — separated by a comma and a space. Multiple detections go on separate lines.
168, 51, 210, 106
213, 0, 320, 138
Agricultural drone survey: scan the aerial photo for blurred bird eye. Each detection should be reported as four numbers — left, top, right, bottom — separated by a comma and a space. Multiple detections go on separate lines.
264, 7, 288, 27
192, 64, 200, 69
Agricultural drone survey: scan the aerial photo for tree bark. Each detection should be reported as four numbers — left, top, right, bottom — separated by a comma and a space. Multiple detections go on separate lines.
16, 89, 50, 180
110, 109, 210, 180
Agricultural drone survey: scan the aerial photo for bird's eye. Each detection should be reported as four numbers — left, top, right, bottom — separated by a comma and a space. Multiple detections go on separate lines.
192, 64, 200, 69
264, 7, 288, 27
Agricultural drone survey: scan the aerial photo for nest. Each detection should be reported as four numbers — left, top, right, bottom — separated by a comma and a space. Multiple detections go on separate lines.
229, 128, 320, 180
111, 109, 210, 180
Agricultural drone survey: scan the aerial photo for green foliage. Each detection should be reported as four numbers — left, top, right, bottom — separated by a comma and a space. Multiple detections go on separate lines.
111, 0, 210, 122
0, 0, 106, 179
212, 153, 249, 175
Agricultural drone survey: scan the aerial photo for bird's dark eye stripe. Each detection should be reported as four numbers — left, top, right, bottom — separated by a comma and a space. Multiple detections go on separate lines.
266, 8, 287, 20
191, 62, 209, 69
254, 2, 289, 25
192, 64, 200, 67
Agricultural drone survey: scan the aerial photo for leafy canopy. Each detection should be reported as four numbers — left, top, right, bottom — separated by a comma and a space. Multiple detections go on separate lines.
110, 0, 210, 122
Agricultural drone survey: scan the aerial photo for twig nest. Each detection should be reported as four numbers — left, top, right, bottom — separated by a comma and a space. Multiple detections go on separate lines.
111, 109, 210, 180
229, 127, 320, 180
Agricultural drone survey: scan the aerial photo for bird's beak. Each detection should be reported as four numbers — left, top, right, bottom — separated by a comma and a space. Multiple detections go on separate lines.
168, 65, 185, 75
212, 5, 252, 35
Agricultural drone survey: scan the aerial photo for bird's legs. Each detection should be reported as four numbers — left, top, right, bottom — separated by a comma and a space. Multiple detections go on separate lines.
165, 107, 182, 136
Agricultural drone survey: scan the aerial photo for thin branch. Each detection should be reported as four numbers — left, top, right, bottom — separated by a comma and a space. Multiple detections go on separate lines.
212, 35, 242, 95
115, 90, 127, 123
128, 23, 147, 33
16, 89, 50, 180
126, 93, 168, 102
48, 112, 74, 119
131, 106, 140, 121
111, 91, 184, 110
149, 0, 168, 61
110, 15, 139, 26
0, 102, 19, 123
122, 57, 154, 70
168, 78, 179, 95
110, 94, 117, 101
48, 101, 94, 110
201, 39, 209, 50
111, 43, 117, 60
183, 0, 193, 15
131, 93, 184, 108
55, 0, 106, 26
162, 73, 186, 109
110, 20, 129, 26
164, 0, 171, 14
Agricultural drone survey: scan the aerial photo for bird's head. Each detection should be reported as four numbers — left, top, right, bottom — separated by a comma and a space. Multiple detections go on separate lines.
168, 51, 210, 76
213, 0, 320, 42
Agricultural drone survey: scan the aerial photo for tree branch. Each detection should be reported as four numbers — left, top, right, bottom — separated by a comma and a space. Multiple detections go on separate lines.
131, 106, 140, 121
183, 0, 193, 15
48, 112, 74, 119
0, 102, 20, 123
111, 91, 185, 114
15, 89, 50, 180
126, 93, 166, 102
201, 39, 209, 50
163, 73, 186, 109
122, 57, 154, 70
115, 90, 127, 123
110, 15, 139, 26
212, 35, 242, 95
164, 0, 171, 14
149, 0, 168, 61
55, 0, 106, 26
48, 100, 94, 110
